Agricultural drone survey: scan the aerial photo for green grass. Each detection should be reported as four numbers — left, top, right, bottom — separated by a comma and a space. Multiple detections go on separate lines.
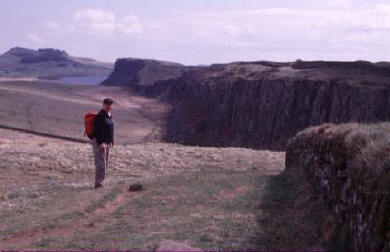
65, 170, 265, 250
0, 128, 285, 250
253, 173, 326, 250
84, 183, 124, 213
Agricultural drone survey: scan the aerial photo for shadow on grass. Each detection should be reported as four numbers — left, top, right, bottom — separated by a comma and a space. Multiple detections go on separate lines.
251, 174, 327, 251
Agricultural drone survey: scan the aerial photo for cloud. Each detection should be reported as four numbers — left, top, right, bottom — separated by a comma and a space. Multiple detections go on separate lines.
27, 32, 45, 43
43, 21, 61, 31
117, 15, 143, 35
163, 3, 390, 48
327, 0, 352, 7
74, 9, 142, 35
32, 2, 390, 63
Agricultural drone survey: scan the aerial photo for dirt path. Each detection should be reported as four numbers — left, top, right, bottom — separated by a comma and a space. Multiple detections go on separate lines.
0, 184, 137, 249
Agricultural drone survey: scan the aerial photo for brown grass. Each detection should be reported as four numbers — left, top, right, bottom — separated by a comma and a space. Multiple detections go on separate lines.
0, 80, 169, 145
0, 128, 285, 250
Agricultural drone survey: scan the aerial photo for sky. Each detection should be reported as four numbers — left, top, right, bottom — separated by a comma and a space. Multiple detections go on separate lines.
1, 0, 390, 65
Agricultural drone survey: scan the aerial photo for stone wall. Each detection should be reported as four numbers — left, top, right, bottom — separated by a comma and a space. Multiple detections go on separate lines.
286, 123, 389, 251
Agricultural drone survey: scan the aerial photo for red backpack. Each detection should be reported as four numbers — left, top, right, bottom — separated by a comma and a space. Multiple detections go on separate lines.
84, 111, 98, 139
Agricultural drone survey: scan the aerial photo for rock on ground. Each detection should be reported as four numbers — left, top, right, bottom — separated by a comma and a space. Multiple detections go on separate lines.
155, 240, 203, 251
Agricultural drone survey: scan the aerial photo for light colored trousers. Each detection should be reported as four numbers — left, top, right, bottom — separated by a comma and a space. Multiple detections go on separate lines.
91, 138, 110, 185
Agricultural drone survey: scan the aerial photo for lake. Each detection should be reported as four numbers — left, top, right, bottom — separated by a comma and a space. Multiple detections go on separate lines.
58, 76, 107, 85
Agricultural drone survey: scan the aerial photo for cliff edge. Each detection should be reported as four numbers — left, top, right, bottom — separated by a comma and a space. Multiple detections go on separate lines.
100, 58, 390, 150
101, 58, 191, 87
163, 60, 390, 150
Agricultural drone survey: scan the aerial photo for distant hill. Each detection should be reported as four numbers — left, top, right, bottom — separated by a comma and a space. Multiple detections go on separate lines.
0, 47, 113, 79
101, 58, 193, 87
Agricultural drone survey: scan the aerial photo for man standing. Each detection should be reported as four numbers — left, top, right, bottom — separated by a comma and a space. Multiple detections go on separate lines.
92, 98, 114, 188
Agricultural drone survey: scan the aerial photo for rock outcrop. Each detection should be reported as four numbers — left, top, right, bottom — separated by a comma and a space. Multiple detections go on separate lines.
5, 47, 38, 58
160, 60, 390, 150
0, 47, 113, 79
6, 47, 70, 63
101, 58, 191, 87
154, 240, 203, 251
285, 123, 389, 251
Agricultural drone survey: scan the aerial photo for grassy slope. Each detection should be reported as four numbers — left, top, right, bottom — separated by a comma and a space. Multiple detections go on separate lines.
0, 129, 286, 250
0, 53, 112, 79
0, 81, 169, 145
0, 80, 331, 250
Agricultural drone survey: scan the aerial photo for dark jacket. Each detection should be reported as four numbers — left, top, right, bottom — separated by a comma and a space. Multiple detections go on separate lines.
94, 109, 114, 145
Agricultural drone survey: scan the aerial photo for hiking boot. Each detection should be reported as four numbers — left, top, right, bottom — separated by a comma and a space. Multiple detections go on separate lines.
94, 183, 103, 189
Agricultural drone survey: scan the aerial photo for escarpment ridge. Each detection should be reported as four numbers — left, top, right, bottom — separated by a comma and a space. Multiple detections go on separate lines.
103, 58, 390, 150
101, 57, 193, 87
161, 60, 390, 150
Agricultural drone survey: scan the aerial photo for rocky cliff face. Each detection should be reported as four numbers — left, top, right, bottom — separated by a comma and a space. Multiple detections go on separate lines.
160, 60, 390, 150
102, 57, 390, 150
285, 123, 389, 251
101, 58, 191, 87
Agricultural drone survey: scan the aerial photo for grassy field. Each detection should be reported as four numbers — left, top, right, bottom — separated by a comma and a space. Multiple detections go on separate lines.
0, 80, 328, 250
0, 128, 287, 250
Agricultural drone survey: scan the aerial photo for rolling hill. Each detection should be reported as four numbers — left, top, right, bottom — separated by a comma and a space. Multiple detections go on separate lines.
0, 47, 113, 79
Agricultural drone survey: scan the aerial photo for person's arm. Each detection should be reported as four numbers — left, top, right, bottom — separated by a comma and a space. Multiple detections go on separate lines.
94, 114, 105, 146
